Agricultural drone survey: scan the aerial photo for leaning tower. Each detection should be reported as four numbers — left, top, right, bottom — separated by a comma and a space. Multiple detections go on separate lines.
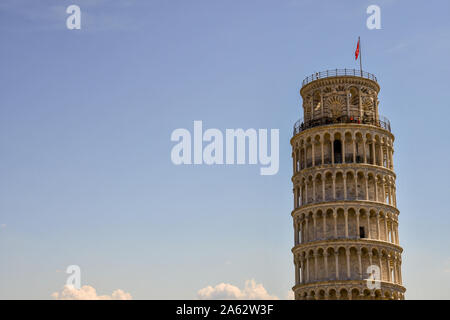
291, 69, 405, 300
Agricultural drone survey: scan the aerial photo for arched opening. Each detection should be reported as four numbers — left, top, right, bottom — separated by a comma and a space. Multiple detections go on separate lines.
375, 137, 382, 166
306, 141, 312, 168
355, 133, 364, 163
335, 172, 344, 200
328, 289, 337, 300
347, 171, 356, 200
344, 132, 353, 163
318, 290, 326, 300
323, 134, 332, 164
351, 288, 360, 300
357, 172, 366, 199
315, 174, 323, 202
333, 140, 342, 164
300, 148, 305, 169
359, 226, 366, 238
325, 173, 333, 201
339, 289, 349, 300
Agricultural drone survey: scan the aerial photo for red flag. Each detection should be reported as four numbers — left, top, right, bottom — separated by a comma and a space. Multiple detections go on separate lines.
355, 38, 360, 60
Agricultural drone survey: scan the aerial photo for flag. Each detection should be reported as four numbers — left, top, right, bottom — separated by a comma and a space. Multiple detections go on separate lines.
355, 38, 360, 60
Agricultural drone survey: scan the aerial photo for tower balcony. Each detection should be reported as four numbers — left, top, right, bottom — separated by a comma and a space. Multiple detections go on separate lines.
293, 115, 391, 136
301, 69, 378, 87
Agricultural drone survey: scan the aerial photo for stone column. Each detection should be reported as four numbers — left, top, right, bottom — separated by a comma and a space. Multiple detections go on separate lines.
356, 212, 360, 238
344, 209, 349, 238
334, 251, 339, 280
295, 261, 299, 284
378, 255, 383, 282
367, 213, 371, 239
304, 147, 307, 168
389, 147, 394, 170
323, 213, 327, 239
306, 256, 310, 282
343, 176, 347, 200
346, 248, 351, 279
305, 217, 309, 242
385, 146, 390, 168
374, 177, 378, 202
393, 187, 397, 207
365, 174, 369, 200
294, 188, 297, 208
379, 143, 383, 167
314, 254, 319, 281
388, 182, 392, 205
300, 258, 305, 284
372, 141, 376, 165
313, 213, 317, 240
305, 181, 308, 204
332, 176, 336, 200
387, 256, 391, 282
384, 215, 389, 241
342, 139, 346, 164
333, 211, 338, 238
354, 174, 358, 200
293, 151, 296, 173
352, 138, 356, 163
322, 179, 326, 202
331, 138, 335, 165
358, 250, 362, 280
395, 222, 400, 244
363, 138, 367, 163
299, 222, 303, 244
393, 258, 397, 284
324, 253, 329, 279
390, 219, 394, 244
313, 179, 316, 203
377, 214, 381, 240
321, 139, 324, 165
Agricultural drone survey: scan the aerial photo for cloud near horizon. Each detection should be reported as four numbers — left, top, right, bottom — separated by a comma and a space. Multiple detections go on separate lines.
51, 285, 132, 300
197, 280, 279, 300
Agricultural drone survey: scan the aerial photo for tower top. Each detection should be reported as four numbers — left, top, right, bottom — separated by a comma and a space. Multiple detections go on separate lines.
301, 69, 377, 88
295, 68, 390, 136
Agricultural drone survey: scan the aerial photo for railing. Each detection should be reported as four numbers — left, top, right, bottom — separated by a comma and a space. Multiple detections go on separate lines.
293, 115, 391, 136
302, 69, 377, 87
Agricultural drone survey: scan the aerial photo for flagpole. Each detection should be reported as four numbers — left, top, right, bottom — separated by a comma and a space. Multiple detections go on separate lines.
359, 36, 363, 76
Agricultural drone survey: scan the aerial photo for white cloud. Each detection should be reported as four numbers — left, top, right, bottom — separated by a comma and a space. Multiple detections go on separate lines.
51, 285, 132, 300
197, 280, 278, 300
285, 290, 294, 300
0, 224, 6, 228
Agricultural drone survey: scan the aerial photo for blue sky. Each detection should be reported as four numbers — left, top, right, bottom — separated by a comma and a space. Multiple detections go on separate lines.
1, 0, 450, 299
